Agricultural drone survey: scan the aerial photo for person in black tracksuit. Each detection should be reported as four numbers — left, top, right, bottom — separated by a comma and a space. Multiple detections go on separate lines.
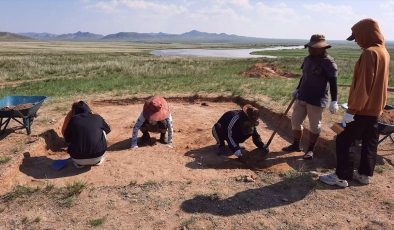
212, 104, 266, 157
64, 101, 111, 166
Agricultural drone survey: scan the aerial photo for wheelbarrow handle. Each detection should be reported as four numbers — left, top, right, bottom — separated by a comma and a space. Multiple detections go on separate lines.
265, 97, 296, 148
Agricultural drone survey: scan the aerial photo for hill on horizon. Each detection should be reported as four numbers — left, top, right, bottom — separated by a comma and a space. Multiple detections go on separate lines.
18, 30, 307, 45
13, 30, 394, 46
0, 32, 33, 41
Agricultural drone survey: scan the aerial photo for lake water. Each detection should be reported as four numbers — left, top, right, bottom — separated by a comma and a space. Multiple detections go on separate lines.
151, 46, 304, 58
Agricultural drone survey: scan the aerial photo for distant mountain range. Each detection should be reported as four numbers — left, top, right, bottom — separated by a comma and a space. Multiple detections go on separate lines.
20, 31, 104, 41
17, 30, 306, 44
0, 32, 32, 41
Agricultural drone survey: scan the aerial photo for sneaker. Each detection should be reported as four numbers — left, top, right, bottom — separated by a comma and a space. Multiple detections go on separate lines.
282, 144, 302, 152
72, 161, 85, 169
303, 151, 313, 160
353, 170, 369, 185
319, 173, 348, 188
95, 157, 105, 166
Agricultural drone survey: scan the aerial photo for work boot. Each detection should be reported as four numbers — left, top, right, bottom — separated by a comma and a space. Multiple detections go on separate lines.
140, 132, 151, 145
159, 132, 168, 144
303, 133, 319, 160
282, 130, 302, 152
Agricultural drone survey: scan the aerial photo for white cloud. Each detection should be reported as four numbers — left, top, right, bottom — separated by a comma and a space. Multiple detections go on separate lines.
92, 1, 119, 12
256, 2, 305, 23
379, 0, 394, 19
380, 0, 394, 8
212, 0, 251, 9
303, 3, 357, 19
91, 0, 186, 14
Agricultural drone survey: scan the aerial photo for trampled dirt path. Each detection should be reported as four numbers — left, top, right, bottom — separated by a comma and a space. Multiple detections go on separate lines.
0, 97, 393, 229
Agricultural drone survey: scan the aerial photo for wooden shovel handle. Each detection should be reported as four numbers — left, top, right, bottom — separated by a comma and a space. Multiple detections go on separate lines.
265, 97, 296, 148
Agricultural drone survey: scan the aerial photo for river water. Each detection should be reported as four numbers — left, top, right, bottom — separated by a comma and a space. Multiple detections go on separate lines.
151, 46, 304, 58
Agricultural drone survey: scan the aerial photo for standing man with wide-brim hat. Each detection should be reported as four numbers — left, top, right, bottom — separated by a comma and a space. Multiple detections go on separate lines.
282, 34, 339, 159
320, 18, 390, 188
131, 96, 173, 148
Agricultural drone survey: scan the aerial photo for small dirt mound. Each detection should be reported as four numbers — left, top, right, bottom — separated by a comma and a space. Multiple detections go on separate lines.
0, 103, 34, 111
241, 63, 298, 78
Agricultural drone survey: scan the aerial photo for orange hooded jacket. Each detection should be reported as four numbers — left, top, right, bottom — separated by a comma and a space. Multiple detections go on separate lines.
347, 19, 390, 116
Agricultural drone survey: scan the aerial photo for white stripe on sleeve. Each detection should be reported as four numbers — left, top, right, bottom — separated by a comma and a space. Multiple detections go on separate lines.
227, 114, 239, 148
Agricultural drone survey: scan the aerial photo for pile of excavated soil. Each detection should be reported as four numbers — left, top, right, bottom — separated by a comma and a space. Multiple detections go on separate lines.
379, 109, 394, 125
241, 63, 298, 78
0, 103, 34, 111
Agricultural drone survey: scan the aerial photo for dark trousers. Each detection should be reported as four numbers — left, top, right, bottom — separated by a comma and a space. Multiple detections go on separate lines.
336, 115, 379, 180
212, 123, 225, 146
140, 121, 167, 134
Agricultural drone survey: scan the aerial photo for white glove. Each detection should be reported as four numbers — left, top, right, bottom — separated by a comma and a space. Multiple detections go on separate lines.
329, 101, 339, 114
292, 89, 299, 98
341, 112, 354, 127
234, 149, 242, 157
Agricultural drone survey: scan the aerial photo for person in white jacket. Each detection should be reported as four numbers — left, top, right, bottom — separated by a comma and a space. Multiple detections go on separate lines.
131, 96, 173, 148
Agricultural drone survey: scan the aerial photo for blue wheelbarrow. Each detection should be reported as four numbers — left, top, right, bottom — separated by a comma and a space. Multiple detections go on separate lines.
378, 105, 394, 144
0, 96, 47, 135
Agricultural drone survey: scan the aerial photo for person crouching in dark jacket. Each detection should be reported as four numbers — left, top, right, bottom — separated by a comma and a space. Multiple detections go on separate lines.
212, 104, 267, 158
64, 101, 111, 168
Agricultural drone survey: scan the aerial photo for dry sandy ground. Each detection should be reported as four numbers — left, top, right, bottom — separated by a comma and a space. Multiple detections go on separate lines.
0, 97, 393, 229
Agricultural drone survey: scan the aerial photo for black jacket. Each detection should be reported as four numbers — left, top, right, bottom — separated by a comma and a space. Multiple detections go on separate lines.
64, 103, 111, 159
215, 110, 265, 152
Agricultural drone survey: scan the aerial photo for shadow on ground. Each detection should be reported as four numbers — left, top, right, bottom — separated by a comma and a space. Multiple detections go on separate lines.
0, 126, 25, 141
19, 152, 90, 179
108, 137, 160, 151
108, 138, 131, 151
184, 145, 336, 171
181, 173, 316, 216
39, 129, 67, 152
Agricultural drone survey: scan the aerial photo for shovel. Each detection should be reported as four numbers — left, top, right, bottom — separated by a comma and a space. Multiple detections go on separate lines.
264, 97, 296, 151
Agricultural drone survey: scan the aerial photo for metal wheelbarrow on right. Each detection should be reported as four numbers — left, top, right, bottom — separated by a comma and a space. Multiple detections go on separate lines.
378, 105, 394, 144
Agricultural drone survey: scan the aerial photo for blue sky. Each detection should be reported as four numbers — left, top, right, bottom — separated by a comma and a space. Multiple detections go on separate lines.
1, 0, 394, 40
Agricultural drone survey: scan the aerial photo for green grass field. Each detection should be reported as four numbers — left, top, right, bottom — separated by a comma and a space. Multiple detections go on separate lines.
253, 47, 394, 86
0, 42, 393, 106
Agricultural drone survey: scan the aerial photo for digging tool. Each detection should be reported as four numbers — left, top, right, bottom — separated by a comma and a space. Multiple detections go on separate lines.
264, 97, 296, 151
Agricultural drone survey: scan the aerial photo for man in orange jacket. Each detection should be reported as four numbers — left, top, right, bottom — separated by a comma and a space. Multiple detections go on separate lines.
320, 18, 390, 187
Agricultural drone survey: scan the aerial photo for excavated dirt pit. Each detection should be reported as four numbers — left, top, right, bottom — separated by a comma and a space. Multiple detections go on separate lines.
1, 97, 337, 193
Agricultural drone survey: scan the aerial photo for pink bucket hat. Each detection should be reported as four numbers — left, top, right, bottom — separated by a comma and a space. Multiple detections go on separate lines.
143, 96, 170, 121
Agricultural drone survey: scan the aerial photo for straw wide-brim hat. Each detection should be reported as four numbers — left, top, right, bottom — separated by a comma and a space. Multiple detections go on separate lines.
304, 34, 331, 49
143, 96, 170, 121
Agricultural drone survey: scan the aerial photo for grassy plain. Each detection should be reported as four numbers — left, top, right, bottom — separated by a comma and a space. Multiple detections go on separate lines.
0, 41, 393, 106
